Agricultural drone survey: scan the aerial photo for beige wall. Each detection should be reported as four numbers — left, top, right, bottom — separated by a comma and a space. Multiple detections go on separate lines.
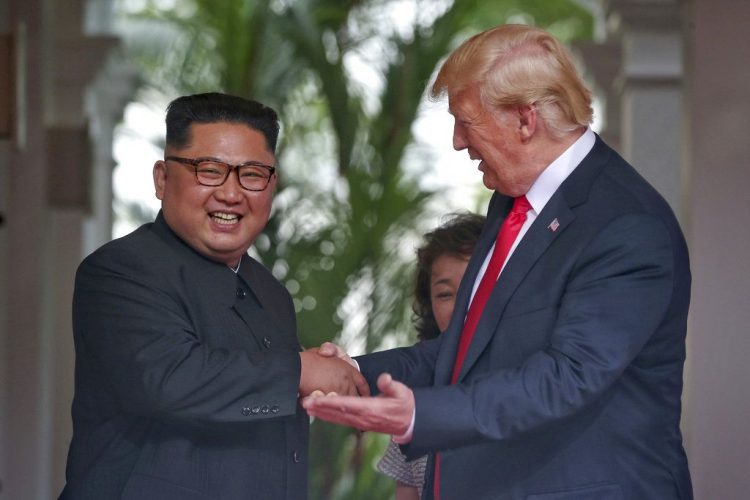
1, 1, 53, 497
0, 0, 126, 497
682, 0, 750, 497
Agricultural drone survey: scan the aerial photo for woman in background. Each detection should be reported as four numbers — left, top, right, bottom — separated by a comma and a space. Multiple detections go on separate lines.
376, 212, 485, 500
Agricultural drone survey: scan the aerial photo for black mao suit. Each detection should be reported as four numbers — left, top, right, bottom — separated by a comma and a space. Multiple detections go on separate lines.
358, 135, 692, 499
60, 212, 308, 499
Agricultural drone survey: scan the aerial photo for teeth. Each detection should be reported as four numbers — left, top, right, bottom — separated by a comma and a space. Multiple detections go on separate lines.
211, 212, 239, 225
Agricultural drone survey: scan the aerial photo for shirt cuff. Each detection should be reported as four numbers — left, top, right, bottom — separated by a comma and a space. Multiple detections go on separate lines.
391, 408, 415, 444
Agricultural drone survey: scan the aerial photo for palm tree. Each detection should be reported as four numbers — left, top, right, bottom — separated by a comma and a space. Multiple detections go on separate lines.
116, 1, 593, 496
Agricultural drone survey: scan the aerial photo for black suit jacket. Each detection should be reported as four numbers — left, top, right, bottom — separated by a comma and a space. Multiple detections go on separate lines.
60, 213, 308, 499
358, 135, 692, 499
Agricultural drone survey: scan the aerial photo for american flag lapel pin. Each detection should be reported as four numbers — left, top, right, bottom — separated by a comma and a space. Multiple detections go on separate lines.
548, 218, 560, 232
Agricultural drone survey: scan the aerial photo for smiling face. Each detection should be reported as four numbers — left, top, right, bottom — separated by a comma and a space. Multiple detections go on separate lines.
153, 122, 276, 267
449, 85, 542, 197
429, 253, 471, 333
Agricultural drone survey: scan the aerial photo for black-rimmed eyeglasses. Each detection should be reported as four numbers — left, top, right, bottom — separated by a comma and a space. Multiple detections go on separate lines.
165, 156, 276, 192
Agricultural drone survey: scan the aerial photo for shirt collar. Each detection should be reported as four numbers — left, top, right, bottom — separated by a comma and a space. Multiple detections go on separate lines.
526, 127, 595, 214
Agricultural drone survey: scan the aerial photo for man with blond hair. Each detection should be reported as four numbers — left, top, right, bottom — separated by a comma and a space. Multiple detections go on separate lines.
305, 24, 692, 499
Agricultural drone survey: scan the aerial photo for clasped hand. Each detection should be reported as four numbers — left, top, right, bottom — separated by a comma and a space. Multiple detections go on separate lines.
301, 343, 415, 438
298, 346, 370, 397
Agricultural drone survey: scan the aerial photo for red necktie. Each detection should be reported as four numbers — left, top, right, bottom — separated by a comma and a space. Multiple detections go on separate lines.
434, 195, 532, 500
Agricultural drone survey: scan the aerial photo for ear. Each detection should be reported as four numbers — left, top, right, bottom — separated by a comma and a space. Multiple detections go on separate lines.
517, 104, 537, 143
153, 160, 167, 200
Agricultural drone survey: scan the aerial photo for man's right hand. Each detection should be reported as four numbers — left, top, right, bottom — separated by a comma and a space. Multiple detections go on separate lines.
299, 350, 370, 398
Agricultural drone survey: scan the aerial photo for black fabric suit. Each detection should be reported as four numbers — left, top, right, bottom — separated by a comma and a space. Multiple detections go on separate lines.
60, 212, 308, 499
358, 135, 692, 499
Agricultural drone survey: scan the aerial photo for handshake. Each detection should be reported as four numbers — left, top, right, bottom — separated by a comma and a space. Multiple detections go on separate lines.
298, 342, 369, 398
297, 343, 415, 439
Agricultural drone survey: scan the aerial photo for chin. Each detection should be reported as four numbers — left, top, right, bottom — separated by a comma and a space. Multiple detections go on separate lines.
208, 250, 245, 267
481, 176, 498, 192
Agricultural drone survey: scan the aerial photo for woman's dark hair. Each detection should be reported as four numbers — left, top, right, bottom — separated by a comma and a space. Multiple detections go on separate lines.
414, 212, 486, 341
165, 92, 280, 152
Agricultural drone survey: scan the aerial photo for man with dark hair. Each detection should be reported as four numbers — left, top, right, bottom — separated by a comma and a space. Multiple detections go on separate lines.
305, 25, 692, 499
60, 92, 368, 500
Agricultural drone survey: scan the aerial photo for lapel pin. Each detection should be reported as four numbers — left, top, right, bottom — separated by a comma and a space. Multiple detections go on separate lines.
548, 218, 560, 232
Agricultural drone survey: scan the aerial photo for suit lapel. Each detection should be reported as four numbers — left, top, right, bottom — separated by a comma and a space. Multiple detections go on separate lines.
454, 193, 575, 382
434, 195, 511, 384
447, 134, 611, 383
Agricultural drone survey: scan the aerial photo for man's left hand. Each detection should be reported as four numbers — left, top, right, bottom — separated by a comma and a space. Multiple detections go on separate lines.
302, 373, 414, 436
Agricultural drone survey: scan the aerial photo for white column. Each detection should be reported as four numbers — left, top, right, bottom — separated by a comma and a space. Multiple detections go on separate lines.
606, 0, 685, 221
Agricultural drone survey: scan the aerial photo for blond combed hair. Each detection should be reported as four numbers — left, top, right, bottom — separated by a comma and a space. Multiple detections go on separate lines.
431, 24, 593, 137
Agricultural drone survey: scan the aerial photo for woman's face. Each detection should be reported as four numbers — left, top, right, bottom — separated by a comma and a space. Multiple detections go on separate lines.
430, 253, 471, 333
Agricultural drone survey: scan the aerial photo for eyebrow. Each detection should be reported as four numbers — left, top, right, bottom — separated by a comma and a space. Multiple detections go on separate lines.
431, 277, 455, 286
192, 156, 274, 167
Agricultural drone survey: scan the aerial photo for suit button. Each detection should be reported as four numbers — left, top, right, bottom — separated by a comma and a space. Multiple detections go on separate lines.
292, 450, 301, 463
261, 405, 270, 414
236, 288, 246, 298
251, 406, 261, 414
263, 337, 272, 349
241, 407, 251, 416
271, 405, 280, 414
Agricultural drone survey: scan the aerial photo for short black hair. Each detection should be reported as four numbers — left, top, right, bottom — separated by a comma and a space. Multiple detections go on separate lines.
413, 212, 486, 341
165, 92, 280, 152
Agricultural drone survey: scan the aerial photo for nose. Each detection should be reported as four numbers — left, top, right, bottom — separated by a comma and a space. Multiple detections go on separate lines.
214, 169, 243, 203
452, 121, 468, 151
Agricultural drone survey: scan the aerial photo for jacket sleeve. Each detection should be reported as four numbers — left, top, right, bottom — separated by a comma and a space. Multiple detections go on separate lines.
356, 337, 442, 394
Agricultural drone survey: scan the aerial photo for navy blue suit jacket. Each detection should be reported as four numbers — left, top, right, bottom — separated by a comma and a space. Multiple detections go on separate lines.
60, 213, 308, 499
358, 136, 692, 499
